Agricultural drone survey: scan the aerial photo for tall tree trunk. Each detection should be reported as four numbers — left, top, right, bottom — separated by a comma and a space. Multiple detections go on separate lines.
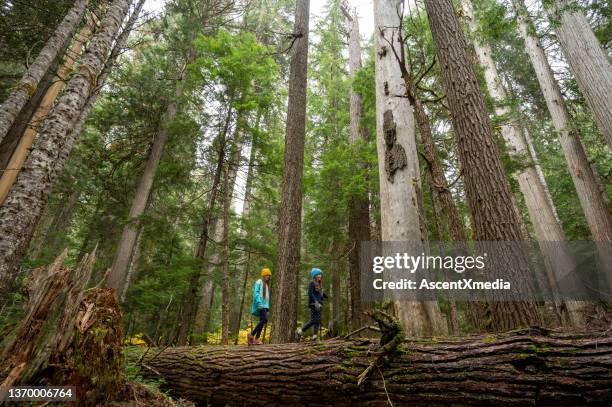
220, 161, 231, 345
547, 0, 612, 150
120, 226, 143, 303
233, 252, 250, 344
0, 18, 95, 205
0, 0, 90, 144
58, 0, 146, 175
341, 5, 371, 331
373, 0, 447, 336
231, 127, 260, 341
0, 0, 132, 303
423, 0, 540, 330
0, 57, 60, 172
176, 107, 232, 345
461, 0, 583, 327
192, 123, 246, 338
512, 0, 612, 273
270, 0, 310, 344
106, 87, 178, 296
328, 241, 341, 336
401, 66, 466, 335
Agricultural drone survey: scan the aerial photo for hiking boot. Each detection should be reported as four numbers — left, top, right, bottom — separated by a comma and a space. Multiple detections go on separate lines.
253, 338, 262, 345
294, 328, 302, 342
311, 334, 318, 341
247, 333, 254, 345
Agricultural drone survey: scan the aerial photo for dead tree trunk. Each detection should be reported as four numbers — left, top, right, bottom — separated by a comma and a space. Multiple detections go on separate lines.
0, 250, 124, 406
138, 327, 612, 406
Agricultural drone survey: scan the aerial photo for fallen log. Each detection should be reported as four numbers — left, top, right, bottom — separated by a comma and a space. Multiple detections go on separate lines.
137, 326, 612, 406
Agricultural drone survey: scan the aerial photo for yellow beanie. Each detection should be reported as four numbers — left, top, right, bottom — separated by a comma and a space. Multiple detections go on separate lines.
261, 268, 272, 277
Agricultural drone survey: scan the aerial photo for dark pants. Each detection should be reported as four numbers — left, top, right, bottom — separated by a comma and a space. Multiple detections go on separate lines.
251, 308, 268, 338
301, 306, 321, 334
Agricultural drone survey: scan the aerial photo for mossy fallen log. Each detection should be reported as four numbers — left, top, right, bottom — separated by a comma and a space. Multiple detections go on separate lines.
136, 326, 612, 406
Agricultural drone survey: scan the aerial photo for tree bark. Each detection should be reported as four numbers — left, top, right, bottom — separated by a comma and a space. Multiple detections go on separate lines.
120, 226, 143, 303
0, 18, 95, 205
0, 0, 132, 303
176, 106, 232, 345
400, 62, 466, 335
461, 0, 583, 327
221, 161, 231, 345
106, 87, 178, 296
192, 126, 246, 338
0, 0, 90, 145
423, 0, 540, 330
138, 329, 612, 406
342, 5, 371, 332
271, 0, 310, 344
329, 242, 341, 336
511, 0, 612, 275
0, 57, 59, 173
57, 0, 147, 176
547, 0, 612, 150
373, 0, 447, 336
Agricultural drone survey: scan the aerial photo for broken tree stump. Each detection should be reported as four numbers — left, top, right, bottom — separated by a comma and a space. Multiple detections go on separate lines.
136, 325, 612, 406
0, 250, 124, 406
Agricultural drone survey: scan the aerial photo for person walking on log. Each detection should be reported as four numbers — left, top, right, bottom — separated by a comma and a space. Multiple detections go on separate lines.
295, 267, 327, 341
248, 268, 271, 345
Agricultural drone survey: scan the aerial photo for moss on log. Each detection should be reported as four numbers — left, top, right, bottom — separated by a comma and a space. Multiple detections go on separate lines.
137, 328, 612, 406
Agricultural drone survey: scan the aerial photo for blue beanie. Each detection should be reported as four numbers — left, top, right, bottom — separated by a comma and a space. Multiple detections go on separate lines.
310, 268, 322, 278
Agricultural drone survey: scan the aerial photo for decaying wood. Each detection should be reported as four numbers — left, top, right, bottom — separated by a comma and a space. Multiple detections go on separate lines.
0, 250, 125, 406
135, 311, 612, 406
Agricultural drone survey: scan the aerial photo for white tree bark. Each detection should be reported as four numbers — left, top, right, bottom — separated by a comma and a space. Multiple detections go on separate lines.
512, 0, 612, 244
548, 0, 612, 150
373, 0, 446, 336
0, 0, 132, 302
0, 0, 90, 144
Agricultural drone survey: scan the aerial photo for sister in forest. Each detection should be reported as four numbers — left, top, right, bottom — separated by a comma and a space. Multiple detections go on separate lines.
295, 267, 327, 342
248, 267, 271, 345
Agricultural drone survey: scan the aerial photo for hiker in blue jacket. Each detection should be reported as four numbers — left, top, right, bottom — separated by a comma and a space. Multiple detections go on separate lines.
295, 267, 327, 341
248, 267, 271, 345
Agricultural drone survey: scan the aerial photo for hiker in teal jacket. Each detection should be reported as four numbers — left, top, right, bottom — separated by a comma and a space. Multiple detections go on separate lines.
248, 268, 271, 345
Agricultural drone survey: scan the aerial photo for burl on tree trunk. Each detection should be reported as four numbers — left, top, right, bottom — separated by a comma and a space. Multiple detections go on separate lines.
136, 311, 612, 406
